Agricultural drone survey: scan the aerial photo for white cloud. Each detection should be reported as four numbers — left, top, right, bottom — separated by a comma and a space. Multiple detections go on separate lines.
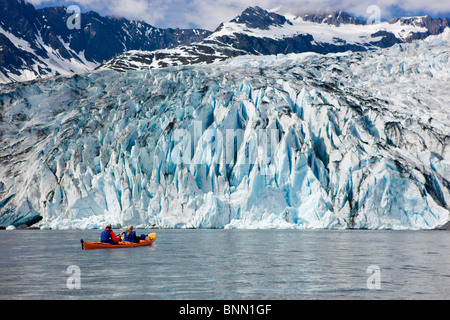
109, 0, 167, 24
145, 0, 450, 29
26, 0, 450, 30
25, 0, 51, 5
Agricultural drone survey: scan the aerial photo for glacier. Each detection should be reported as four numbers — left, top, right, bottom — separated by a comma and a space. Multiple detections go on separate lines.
0, 30, 449, 230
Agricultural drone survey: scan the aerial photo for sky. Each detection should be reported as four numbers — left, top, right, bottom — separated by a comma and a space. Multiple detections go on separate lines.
27, 0, 450, 30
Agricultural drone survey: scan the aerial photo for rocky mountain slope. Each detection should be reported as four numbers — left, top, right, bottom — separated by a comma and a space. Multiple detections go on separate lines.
0, 0, 210, 83
101, 6, 449, 72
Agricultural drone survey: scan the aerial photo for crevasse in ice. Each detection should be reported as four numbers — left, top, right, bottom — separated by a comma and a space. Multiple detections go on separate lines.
0, 30, 449, 229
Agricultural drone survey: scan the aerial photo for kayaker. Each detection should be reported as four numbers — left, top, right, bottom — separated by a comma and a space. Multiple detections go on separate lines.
122, 225, 140, 243
100, 224, 121, 244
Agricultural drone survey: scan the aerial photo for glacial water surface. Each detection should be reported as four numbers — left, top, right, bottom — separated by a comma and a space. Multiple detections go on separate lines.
0, 229, 449, 299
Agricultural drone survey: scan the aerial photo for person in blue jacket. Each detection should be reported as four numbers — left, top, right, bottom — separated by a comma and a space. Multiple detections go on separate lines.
122, 225, 140, 243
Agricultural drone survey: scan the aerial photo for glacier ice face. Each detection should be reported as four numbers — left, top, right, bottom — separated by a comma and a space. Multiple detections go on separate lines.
0, 33, 449, 229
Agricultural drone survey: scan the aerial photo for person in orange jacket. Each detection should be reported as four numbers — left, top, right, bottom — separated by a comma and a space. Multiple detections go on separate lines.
100, 224, 121, 244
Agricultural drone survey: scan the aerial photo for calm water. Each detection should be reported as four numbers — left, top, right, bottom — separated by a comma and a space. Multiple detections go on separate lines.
0, 229, 449, 299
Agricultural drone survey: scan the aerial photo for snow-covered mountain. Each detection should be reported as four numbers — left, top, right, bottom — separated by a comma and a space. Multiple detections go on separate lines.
2, 2, 448, 82
1, 28, 449, 230
101, 6, 449, 72
0, 0, 210, 83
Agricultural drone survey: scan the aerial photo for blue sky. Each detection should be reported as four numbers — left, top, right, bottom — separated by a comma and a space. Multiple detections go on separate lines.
27, 0, 450, 30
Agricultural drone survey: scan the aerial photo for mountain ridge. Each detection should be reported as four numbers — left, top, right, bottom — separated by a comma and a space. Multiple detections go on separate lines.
100, 6, 450, 72
1, 2, 449, 83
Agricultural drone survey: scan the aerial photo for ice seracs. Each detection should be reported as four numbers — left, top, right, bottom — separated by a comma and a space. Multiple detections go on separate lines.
0, 29, 449, 230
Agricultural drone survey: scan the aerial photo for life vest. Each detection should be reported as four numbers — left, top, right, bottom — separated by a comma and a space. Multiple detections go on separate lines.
100, 229, 114, 243
123, 230, 137, 242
